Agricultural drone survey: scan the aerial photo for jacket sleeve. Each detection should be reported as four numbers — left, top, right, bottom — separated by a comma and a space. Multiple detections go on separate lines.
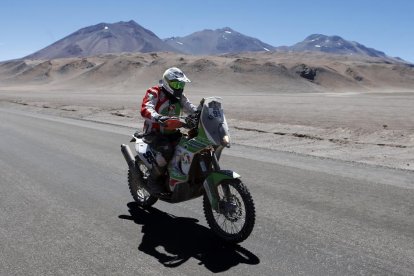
141, 88, 160, 122
180, 93, 197, 115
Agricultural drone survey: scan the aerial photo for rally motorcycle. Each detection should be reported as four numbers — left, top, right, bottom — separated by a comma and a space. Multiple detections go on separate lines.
121, 97, 255, 243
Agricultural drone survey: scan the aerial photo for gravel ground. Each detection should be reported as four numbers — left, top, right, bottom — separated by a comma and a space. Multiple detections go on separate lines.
1, 88, 413, 171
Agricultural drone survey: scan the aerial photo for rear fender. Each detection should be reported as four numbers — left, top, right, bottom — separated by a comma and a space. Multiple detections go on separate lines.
203, 170, 241, 210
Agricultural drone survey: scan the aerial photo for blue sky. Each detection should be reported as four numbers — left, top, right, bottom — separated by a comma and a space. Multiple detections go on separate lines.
1, 0, 413, 62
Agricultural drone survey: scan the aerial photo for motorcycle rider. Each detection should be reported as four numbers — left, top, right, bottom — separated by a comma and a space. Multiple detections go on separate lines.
140, 67, 198, 194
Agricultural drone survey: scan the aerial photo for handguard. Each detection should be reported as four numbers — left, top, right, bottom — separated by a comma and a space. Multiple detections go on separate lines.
161, 117, 184, 130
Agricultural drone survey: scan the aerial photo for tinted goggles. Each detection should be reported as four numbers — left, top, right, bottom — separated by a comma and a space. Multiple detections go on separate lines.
169, 80, 186, 90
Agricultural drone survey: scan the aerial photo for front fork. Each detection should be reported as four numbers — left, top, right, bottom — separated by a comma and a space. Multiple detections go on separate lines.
202, 150, 240, 210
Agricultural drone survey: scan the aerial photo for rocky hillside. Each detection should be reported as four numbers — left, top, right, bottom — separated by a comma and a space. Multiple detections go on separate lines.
1, 52, 413, 93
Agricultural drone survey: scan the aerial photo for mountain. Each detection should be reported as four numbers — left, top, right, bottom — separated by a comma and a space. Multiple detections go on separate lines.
164, 27, 276, 55
22, 20, 403, 62
25, 20, 178, 59
285, 34, 387, 58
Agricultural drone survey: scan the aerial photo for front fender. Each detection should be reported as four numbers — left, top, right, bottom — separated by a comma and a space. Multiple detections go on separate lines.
203, 170, 241, 210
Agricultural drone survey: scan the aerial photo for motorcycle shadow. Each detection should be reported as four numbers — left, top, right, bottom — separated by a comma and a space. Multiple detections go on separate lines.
119, 202, 260, 273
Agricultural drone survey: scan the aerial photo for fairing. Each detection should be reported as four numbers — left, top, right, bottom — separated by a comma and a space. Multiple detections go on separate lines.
199, 97, 229, 146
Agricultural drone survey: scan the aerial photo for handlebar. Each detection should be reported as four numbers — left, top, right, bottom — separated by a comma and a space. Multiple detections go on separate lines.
159, 113, 199, 130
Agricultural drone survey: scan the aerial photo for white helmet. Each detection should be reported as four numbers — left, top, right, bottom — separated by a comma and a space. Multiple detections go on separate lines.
161, 67, 191, 99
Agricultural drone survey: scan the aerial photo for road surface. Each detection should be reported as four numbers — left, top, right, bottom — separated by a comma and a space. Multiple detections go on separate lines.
1, 107, 413, 275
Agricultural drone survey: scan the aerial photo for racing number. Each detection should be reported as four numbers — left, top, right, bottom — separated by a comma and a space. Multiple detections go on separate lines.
143, 151, 155, 164
213, 108, 221, 118
209, 101, 222, 118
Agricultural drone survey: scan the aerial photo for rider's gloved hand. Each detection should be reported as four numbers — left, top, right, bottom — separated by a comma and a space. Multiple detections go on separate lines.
155, 115, 170, 124
185, 116, 197, 129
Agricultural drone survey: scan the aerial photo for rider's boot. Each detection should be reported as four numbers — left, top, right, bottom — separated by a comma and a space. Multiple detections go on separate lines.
147, 165, 167, 195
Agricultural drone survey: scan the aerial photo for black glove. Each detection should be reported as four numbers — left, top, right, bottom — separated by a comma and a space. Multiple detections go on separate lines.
193, 110, 201, 117
155, 115, 169, 122
155, 115, 170, 124
185, 114, 199, 129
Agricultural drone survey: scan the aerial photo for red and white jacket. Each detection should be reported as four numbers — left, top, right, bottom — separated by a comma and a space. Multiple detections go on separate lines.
141, 86, 197, 134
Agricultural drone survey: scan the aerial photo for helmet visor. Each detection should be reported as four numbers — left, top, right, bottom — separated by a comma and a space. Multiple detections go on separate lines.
169, 80, 186, 90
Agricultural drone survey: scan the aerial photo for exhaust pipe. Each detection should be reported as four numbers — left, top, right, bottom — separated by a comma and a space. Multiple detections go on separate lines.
121, 144, 142, 182
121, 144, 136, 168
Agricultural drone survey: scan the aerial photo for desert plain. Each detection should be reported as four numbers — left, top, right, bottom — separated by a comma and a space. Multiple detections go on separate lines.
1, 51, 413, 170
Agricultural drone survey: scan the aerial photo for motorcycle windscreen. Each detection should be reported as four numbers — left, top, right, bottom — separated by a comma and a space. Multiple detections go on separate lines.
200, 98, 229, 146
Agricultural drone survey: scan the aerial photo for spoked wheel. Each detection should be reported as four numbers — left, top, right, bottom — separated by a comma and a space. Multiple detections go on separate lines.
203, 179, 255, 243
128, 160, 158, 207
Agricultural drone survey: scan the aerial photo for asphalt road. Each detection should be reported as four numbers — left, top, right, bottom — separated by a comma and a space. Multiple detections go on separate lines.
1, 107, 413, 275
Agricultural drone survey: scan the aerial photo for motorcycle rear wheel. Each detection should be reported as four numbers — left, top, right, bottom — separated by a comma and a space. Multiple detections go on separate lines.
128, 160, 158, 207
203, 179, 255, 243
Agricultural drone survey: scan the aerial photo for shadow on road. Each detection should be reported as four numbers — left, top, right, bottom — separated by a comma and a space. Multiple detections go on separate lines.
119, 202, 260, 273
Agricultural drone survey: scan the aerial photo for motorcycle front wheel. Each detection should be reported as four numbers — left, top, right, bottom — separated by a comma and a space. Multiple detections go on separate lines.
128, 160, 158, 207
203, 179, 255, 243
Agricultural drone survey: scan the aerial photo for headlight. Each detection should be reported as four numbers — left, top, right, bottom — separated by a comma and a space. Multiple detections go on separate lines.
222, 135, 230, 147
